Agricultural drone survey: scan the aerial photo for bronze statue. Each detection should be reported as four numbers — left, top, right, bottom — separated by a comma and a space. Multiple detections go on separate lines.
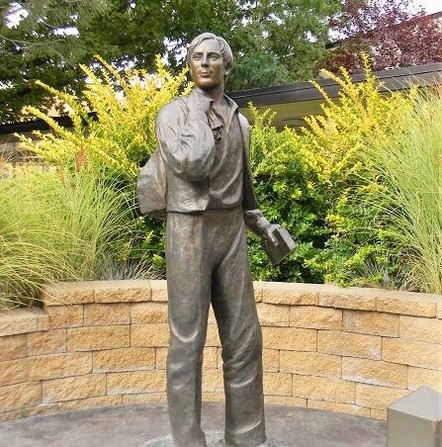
138, 32, 293, 447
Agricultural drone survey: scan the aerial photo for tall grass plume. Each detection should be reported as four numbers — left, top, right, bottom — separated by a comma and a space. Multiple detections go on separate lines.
0, 167, 135, 308
371, 88, 442, 293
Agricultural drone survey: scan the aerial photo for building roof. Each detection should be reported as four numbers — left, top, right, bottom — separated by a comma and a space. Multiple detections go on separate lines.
1, 62, 442, 136
229, 62, 442, 127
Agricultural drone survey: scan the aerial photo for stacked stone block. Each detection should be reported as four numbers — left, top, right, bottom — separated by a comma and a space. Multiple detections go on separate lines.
0, 280, 440, 422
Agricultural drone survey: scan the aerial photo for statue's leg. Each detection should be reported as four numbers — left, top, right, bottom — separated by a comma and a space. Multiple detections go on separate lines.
166, 212, 211, 447
211, 210, 266, 447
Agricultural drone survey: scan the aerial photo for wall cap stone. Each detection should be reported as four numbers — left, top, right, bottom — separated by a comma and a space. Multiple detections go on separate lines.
29, 280, 442, 316
376, 290, 441, 317
42, 280, 154, 306
0, 307, 48, 337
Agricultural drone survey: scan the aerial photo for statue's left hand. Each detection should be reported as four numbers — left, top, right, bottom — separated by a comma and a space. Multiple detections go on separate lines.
262, 223, 281, 246
244, 209, 280, 244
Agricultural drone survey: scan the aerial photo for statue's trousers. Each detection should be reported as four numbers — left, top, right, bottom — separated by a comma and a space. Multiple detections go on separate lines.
165, 207, 266, 447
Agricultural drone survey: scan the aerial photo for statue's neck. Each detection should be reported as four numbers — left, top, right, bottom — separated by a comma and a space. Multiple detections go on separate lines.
194, 86, 224, 103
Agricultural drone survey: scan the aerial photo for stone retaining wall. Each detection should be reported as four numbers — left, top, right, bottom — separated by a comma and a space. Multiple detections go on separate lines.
0, 280, 441, 422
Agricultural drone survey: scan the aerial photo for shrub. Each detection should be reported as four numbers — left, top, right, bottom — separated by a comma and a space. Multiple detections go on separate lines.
248, 106, 326, 282
298, 58, 418, 287
247, 57, 420, 286
8, 53, 439, 298
15, 56, 192, 277
18, 56, 191, 182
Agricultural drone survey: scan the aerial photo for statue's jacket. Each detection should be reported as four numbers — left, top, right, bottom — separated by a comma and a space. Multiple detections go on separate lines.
155, 89, 259, 216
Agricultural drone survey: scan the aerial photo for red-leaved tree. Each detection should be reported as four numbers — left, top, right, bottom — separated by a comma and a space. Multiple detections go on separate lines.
321, 0, 442, 73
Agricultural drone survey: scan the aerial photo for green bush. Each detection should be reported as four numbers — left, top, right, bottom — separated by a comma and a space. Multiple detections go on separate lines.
297, 60, 419, 287
247, 106, 326, 282
247, 58, 421, 287
15, 57, 192, 281
2, 57, 190, 307
314, 86, 442, 294
18, 56, 191, 182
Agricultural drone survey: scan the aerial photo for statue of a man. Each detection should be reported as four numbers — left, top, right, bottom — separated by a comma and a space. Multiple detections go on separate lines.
154, 32, 279, 447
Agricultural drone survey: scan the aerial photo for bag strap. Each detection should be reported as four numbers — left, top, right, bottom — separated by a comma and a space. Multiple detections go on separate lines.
236, 113, 259, 211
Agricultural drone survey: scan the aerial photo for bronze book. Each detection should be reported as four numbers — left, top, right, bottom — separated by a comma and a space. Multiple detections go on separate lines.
260, 226, 296, 266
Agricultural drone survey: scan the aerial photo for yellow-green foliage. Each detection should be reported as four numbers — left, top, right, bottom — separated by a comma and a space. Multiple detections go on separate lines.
249, 106, 312, 211
247, 56, 421, 288
298, 57, 420, 287
300, 55, 417, 190
9, 54, 434, 293
18, 56, 191, 181
1, 56, 190, 307
250, 106, 300, 175
368, 88, 442, 293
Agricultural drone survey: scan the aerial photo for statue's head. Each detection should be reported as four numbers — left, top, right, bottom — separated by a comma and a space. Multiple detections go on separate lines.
187, 33, 233, 91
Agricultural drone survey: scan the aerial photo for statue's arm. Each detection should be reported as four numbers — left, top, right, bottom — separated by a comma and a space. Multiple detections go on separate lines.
241, 116, 280, 245
156, 101, 216, 181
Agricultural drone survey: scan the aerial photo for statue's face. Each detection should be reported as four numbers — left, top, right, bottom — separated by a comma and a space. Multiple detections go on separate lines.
189, 39, 226, 91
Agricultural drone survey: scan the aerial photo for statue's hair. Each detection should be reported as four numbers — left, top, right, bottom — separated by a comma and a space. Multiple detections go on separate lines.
187, 32, 234, 74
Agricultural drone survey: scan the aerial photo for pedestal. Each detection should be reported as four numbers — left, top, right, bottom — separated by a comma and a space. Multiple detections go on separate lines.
387, 386, 442, 447
139, 430, 285, 446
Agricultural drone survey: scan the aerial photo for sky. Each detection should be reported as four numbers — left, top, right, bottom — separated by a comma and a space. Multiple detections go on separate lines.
418, 0, 442, 14
4, 1, 442, 32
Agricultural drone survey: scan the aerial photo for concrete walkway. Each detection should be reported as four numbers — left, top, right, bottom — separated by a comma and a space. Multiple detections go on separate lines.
0, 402, 386, 447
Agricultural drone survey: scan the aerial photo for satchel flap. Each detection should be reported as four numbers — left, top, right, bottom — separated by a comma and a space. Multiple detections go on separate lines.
136, 148, 167, 216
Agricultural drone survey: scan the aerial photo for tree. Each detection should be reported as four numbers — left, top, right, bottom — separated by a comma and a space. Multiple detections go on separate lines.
160, 0, 341, 90
320, 0, 442, 74
0, 0, 340, 124
0, 0, 168, 123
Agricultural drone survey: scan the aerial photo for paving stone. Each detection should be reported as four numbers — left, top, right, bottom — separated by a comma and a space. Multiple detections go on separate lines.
0, 402, 387, 447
